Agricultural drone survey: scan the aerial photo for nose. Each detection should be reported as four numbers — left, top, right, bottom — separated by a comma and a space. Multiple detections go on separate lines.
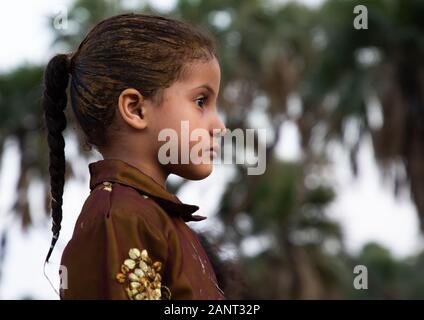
210, 111, 227, 138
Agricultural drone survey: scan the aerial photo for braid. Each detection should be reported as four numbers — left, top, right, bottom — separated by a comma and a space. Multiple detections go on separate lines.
42, 54, 70, 263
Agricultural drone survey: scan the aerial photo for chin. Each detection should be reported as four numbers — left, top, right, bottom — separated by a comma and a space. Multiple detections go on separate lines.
172, 163, 213, 180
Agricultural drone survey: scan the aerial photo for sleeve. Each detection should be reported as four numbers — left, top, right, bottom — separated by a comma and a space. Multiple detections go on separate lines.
104, 210, 171, 300
60, 199, 171, 300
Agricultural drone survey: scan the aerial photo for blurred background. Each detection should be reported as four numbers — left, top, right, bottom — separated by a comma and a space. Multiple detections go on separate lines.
1, 0, 424, 299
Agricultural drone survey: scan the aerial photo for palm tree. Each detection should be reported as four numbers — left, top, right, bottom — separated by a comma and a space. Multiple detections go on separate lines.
298, 0, 424, 230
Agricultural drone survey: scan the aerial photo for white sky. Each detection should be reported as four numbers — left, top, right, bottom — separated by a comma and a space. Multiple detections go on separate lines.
0, 0, 422, 299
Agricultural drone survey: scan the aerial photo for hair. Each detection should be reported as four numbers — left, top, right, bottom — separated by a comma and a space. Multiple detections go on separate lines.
42, 13, 217, 263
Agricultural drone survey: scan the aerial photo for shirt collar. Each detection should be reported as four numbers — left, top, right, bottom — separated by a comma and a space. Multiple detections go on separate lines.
88, 159, 206, 222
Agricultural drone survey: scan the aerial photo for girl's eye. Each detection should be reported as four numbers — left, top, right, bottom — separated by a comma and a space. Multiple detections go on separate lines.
195, 96, 208, 108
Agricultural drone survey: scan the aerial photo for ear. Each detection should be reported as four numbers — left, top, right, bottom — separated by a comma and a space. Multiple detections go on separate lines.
118, 88, 148, 130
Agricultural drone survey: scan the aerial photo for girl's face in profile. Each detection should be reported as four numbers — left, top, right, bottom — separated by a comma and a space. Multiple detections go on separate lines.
148, 56, 226, 180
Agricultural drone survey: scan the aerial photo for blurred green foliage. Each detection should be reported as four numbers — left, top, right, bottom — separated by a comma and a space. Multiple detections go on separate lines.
1, 0, 424, 299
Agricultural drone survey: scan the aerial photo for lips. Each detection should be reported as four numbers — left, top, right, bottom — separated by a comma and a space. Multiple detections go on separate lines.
205, 145, 219, 158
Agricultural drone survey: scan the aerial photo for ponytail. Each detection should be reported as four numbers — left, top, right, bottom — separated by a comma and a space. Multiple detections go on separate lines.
42, 54, 70, 263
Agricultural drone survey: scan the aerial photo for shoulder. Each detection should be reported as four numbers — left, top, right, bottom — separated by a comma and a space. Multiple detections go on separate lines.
87, 181, 175, 240
61, 182, 176, 300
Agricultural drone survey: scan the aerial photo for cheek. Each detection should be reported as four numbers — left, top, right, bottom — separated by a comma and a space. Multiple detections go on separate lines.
153, 98, 212, 150
188, 130, 210, 150
158, 100, 191, 128
151, 106, 183, 136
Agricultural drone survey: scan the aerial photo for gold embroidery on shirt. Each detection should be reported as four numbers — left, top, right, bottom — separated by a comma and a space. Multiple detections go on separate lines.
115, 248, 171, 300
102, 181, 112, 192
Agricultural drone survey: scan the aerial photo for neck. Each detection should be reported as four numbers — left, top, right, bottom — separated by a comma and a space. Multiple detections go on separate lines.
100, 152, 169, 190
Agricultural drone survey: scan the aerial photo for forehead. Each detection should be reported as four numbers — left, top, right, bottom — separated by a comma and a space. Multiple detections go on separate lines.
177, 57, 221, 90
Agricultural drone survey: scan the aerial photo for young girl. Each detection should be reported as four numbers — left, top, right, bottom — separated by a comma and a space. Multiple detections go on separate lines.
42, 13, 227, 300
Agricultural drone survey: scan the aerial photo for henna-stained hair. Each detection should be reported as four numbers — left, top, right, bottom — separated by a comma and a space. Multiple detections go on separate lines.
42, 13, 217, 262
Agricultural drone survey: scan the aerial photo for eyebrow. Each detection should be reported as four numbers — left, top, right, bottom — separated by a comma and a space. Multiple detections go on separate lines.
192, 84, 217, 96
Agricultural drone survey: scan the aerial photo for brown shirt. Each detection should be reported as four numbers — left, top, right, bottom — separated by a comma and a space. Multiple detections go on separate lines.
60, 159, 225, 300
